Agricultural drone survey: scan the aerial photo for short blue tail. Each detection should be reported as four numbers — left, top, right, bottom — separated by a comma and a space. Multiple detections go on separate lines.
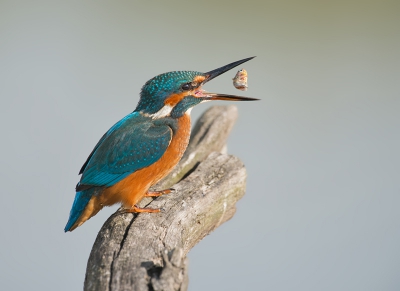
64, 188, 96, 232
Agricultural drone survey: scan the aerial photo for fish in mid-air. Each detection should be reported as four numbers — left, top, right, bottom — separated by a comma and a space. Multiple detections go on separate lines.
232, 68, 248, 91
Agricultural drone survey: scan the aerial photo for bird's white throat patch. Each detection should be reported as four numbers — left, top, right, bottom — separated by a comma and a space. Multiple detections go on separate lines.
185, 107, 193, 115
144, 104, 194, 119
148, 105, 173, 119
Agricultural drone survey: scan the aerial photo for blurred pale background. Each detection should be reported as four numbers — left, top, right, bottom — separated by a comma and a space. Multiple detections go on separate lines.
1, 1, 399, 290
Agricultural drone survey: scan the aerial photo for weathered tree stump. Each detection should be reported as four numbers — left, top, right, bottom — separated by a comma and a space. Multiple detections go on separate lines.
84, 105, 247, 291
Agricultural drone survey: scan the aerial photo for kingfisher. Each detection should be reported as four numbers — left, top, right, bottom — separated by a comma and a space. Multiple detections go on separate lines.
64, 57, 257, 232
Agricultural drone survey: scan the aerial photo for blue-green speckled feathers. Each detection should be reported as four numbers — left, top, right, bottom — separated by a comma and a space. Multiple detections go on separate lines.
136, 71, 203, 114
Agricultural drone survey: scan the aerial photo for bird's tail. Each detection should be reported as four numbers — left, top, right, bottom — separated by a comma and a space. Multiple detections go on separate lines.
64, 188, 99, 232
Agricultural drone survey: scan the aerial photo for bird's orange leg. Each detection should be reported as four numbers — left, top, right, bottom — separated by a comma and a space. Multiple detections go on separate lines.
124, 205, 161, 213
144, 188, 174, 197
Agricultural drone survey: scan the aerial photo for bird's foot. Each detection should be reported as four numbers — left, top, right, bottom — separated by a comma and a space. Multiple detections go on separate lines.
144, 188, 175, 197
124, 205, 161, 213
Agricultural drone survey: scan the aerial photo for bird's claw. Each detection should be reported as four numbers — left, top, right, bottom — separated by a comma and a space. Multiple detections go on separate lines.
145, 188, 175, 197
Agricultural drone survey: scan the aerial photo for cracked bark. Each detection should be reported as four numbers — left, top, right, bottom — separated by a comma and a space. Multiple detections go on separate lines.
84, 105, 247, 291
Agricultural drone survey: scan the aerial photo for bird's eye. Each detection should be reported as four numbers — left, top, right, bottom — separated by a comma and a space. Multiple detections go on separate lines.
181, 83, 191, 91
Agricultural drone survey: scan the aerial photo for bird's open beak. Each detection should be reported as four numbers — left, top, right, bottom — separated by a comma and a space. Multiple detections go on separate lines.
202, 93, 259, 101
201, 56, 259, 101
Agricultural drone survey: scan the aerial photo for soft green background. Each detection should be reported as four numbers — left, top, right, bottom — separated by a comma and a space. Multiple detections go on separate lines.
1, 1, 399, 290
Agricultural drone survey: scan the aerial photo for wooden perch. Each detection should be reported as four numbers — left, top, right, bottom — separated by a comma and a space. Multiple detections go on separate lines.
84, 105, 247, 291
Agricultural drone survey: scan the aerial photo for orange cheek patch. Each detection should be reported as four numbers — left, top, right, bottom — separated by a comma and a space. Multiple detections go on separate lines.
164, 92, 187, 106
164, 76, 205, 106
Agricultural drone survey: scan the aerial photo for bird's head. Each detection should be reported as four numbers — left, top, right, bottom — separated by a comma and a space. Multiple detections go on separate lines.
136, 57, 258, 118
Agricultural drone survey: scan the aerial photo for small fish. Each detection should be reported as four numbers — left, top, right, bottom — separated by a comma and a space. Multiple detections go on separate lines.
232, 68, 248, 91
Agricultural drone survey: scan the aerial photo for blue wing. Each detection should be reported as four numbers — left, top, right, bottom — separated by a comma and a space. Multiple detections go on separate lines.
76, 112, 172, 190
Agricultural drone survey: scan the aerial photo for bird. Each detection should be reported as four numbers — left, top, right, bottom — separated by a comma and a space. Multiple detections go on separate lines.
64, 57, 257, 232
